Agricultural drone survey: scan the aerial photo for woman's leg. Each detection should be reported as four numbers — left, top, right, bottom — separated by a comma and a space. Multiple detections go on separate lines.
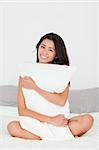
68, 114, 94, 137
7, 121, 42, 140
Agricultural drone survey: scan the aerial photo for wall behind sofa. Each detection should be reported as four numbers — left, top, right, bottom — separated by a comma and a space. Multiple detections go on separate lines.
0, 1, 98, 89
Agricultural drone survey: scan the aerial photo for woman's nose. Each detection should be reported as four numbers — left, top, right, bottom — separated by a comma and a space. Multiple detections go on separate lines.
43, 49, 48, 55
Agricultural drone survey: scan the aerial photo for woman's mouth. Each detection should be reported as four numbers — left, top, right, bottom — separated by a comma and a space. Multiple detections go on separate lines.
40, 54, 48, 59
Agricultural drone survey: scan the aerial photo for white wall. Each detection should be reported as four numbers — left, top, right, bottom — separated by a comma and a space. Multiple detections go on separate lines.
0, 2, 98, 89
98, 2, 99, 87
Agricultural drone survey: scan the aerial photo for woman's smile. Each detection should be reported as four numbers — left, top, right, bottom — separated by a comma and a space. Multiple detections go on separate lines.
40, 54, 49, 60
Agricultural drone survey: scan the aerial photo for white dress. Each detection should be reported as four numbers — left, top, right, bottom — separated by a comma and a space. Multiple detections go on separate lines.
19, 89, 74, 140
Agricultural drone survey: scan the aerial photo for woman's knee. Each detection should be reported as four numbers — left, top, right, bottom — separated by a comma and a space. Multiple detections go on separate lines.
7, 121, 20, 136
82, 114, 94, 129
77, 114, 94, 136
68, 114, 94, 137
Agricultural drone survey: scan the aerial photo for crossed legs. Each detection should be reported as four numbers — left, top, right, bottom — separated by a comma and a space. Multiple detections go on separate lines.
7, 114, 94, 140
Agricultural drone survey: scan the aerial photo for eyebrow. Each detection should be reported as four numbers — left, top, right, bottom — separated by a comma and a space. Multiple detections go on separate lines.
41, 43, 55, 50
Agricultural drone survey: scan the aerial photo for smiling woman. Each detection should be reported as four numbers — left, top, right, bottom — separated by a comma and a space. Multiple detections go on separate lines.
36, 33, 70, 65
7, 33, 94, 140
38, 39, 56, 64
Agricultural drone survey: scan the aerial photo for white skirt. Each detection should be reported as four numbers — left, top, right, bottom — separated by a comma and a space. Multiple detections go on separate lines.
19, 116, 74, 140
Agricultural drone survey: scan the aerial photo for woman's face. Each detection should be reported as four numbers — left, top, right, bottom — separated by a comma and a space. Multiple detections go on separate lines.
38, 39, 56, 63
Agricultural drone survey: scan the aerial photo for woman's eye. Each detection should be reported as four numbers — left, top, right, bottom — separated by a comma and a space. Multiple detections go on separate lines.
49, 49, 53, 52
41, 46, 45, 48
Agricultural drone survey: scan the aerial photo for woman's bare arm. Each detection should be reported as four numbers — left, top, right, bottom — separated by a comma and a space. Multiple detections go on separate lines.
35, 84, 69, 106
20, 108, 68, 126
17, 77, 51, 122
17, 77, 26, 114
17, 77, 68, 126
22, 76, 70, 106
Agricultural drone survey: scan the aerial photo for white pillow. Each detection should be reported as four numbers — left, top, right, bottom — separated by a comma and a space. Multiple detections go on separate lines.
19, 62, 76, 93
22, 88, 70, 117
19, 62, 76, 117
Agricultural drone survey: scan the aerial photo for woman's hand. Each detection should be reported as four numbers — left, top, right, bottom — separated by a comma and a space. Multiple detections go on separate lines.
20, 76, 37, 90
50, 114, 69, 127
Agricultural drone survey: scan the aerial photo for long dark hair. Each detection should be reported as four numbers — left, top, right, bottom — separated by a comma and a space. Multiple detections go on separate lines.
36, 33, 70, 66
